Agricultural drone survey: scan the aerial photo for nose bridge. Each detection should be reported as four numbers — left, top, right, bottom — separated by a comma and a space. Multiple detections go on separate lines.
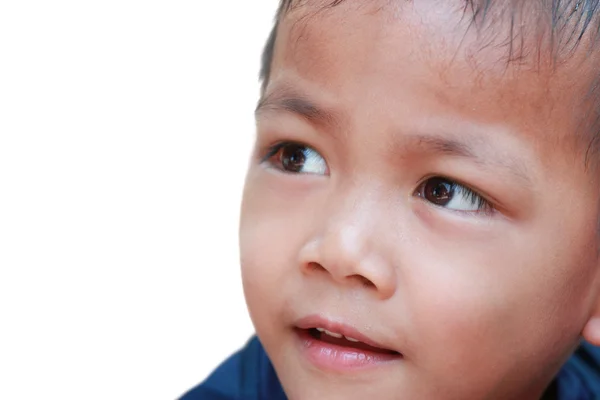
323, 183, 375, 259
322, 214, 369, 271
302, 178, 397, 298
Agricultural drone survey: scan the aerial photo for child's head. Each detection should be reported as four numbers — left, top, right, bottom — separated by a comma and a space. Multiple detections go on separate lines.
240, 1, 600, 398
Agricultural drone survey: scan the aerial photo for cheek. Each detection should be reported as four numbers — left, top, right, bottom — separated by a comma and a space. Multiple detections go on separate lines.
406, 256, 515, 363
239, 218, 286, 348
239, 213, 283, 323
401, 222, 595, 391
238, 174, 307, 325
400, 252, 543, 396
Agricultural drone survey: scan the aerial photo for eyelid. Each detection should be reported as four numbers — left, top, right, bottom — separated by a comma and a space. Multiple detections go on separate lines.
260, 140, 329, 176
415, 175, 495, 215
416, 175, 495, 205
452, 185, 492, 214
260, 140, 314, 163
260, 141, 285, 163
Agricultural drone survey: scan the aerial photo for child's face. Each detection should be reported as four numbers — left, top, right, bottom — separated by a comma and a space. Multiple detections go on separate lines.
240, 1, 600, 399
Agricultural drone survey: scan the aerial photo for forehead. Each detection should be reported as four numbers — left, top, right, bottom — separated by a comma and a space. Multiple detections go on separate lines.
266, 1, 600, 171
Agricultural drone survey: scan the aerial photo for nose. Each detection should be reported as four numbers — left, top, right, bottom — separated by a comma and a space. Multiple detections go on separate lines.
298, 196, 397, 300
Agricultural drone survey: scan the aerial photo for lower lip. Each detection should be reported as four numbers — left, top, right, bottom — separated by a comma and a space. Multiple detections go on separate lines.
294, 329, 402, 372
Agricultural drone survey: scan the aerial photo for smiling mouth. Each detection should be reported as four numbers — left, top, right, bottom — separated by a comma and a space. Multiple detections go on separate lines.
303, 327, 401, 355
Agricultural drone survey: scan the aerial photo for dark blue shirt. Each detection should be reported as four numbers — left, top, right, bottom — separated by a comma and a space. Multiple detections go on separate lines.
179, 337, 600, 400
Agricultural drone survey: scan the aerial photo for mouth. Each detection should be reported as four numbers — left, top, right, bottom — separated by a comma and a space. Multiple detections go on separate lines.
293, 316, 402, 371
303, 327, 400, 355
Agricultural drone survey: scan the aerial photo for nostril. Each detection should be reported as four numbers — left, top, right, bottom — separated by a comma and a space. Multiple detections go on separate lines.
349, 274, 375, 288
307, 262, 326, 273
305, 263, 376, 288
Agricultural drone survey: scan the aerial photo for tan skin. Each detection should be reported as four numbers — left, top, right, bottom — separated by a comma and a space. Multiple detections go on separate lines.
240, 1, 600, 399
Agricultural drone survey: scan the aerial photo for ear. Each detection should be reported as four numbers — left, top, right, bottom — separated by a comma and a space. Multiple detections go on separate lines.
582, 314, 600, 346
582, 275, 600, 346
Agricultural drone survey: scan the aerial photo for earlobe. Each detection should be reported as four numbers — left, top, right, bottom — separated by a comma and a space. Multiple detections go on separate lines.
582, 316, 600, 346
581, 260, 600, 345
582, 282, 600, 346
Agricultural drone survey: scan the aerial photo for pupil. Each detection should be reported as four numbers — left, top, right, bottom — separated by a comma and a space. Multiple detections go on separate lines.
281, 145, 306, 172
424, 178, 454, 206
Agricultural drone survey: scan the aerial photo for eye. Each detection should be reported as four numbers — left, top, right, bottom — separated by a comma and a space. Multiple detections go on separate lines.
415, 177, 492, 213
264, 142, 328, 175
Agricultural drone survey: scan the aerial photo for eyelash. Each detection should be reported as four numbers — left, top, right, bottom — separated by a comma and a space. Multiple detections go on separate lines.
261, 141, 329, 175
261, 141, 494, 215
455, 186, 488, 209
261, 141, 289, 163
415, 176, 494, 215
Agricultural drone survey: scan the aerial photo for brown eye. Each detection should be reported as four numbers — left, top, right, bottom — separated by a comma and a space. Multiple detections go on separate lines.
280, 144, 307, 173
415, 177, 491, 213
422, 178, 455, 206
265, 142, 328, 175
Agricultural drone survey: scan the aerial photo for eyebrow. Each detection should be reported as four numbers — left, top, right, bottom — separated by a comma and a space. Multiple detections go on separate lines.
405, 133, 532, 184
409, 134, 475, 158
255, 88, 341, 130
255, 88, 531, 185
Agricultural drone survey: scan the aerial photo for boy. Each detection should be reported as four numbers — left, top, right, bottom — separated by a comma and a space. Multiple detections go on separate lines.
182, 0, 600, 398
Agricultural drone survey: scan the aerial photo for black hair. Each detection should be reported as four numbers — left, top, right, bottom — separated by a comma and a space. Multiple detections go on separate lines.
259, 1, 600, 87
258, 0, 600, 163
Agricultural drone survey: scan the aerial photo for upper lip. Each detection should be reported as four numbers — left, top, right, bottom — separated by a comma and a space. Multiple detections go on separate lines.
294, 314, 399, 353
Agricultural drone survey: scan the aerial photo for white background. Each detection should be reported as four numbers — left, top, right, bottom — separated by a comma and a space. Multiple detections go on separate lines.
0, 1, 277, 398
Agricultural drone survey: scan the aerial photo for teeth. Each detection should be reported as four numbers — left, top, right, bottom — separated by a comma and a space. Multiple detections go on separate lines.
324, 329, 343, 338
314, 327, 361, 342
315, 327, 343, 338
